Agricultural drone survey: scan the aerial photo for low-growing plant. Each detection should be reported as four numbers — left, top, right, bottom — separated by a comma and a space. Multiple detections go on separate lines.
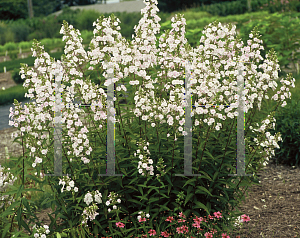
0, 84, 29, 106
0, 45, 5, 53
9, 22, 31, 43
238, 11, 300, 77
0, 51, 64, 74
267, 98, 300, 167
12, 68, 24, 84
18, 41, 33, 50
4, 41, 17, 52
8, 51, 18, 60
259, 0, 300, 13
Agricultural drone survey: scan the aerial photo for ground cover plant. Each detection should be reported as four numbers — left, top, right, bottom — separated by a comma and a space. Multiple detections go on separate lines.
0, 0, 298, 238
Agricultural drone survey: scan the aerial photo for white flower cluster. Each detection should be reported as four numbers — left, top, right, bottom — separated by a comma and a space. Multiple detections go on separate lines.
106, 191, 122, 213
81, 190, 121, 226
58, 175, 78, 194
134, 139, 167, 179
81, 203, 99, 226
248, 112, 283, 167
137, 211, 150, 222
135, 140, 154, 176
0, 165, 17, 209
32, 224, 50, 238
83, 190, 102, 206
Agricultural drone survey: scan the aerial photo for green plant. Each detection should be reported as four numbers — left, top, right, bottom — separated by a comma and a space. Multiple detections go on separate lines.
9, 22, 31, 43
0, 84, 29, 106
4, 41, 17, 51
259, 0, 300, 13
201, 0, 248, 17
0, 51, 64, 74
18, 41, 33, 50
75, 9, 102, 32
8, 50, 18, 60
12, 68, 24, 84
0, 45, 5, 53
0, 2, 295, 237
27, 31, 46, 42
81, 30, 94, 44
238, 12, 300, 77
267, 97, 300, 167
0, 25, 15, 46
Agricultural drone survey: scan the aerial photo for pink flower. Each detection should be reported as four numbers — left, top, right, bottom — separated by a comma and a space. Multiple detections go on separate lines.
178, 212, 186, 218
213, 211, 222, 218
160, 231, 170, 237
205, 232, 213, 238
241, 214, 250, 222
177, 218, 186, 223
115, 222, 124, 228
165, 216, 174, 222
139, 217, 146, 222
148, 229, 156, 236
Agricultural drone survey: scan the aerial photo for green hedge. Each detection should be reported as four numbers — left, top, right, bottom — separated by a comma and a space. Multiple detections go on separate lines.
0, 51, 64, 73
0, 84, 29, 106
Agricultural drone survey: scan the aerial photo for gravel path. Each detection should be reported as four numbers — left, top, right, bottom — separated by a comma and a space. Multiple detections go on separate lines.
49, 0, 146, 17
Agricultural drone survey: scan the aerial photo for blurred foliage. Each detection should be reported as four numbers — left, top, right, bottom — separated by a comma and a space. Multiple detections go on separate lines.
11, 68, 23, 84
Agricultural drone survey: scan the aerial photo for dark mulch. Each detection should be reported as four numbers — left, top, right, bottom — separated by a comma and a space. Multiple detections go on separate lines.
226, 159, 300, 238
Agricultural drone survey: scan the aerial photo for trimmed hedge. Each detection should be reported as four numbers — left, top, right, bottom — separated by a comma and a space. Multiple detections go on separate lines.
0, 51, 64, 73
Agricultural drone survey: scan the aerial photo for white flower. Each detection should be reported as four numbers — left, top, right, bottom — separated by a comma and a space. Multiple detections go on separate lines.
2, 87, 5, 90
74, 187, 78, 192
69, 180, 74, 187
106, 201, 110, 206
84, 192, 93, 206
94, 193, 102, 204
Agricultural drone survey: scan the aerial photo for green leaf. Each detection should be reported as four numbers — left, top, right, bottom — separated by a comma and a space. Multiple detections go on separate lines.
195, 186, 213, 197
16, 184, 25, 199
165, 174, 173, 188
138, 185, 144, 196
184, 191, 194, 207
148, 196, 160, 204
182, 177, 197, 188
126, 198, 144, 206
124, 185, 138, 193
2, 223, 11, 238
194, 201, 209, 214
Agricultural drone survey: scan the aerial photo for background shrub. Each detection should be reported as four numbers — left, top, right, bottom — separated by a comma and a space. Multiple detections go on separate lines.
27, 30, 46, 42
8, 51, 17, 60
11, 68, 24, 84
80, 30, 94, 44
56, 6, 81, 30
238, 12, 300, 77
75, 9, 101, 32
0, 45, 5, 53
4, 41, 17, 51
18, 41, 32, 50
268, 98, 300, 167
9, 22, 30, 43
